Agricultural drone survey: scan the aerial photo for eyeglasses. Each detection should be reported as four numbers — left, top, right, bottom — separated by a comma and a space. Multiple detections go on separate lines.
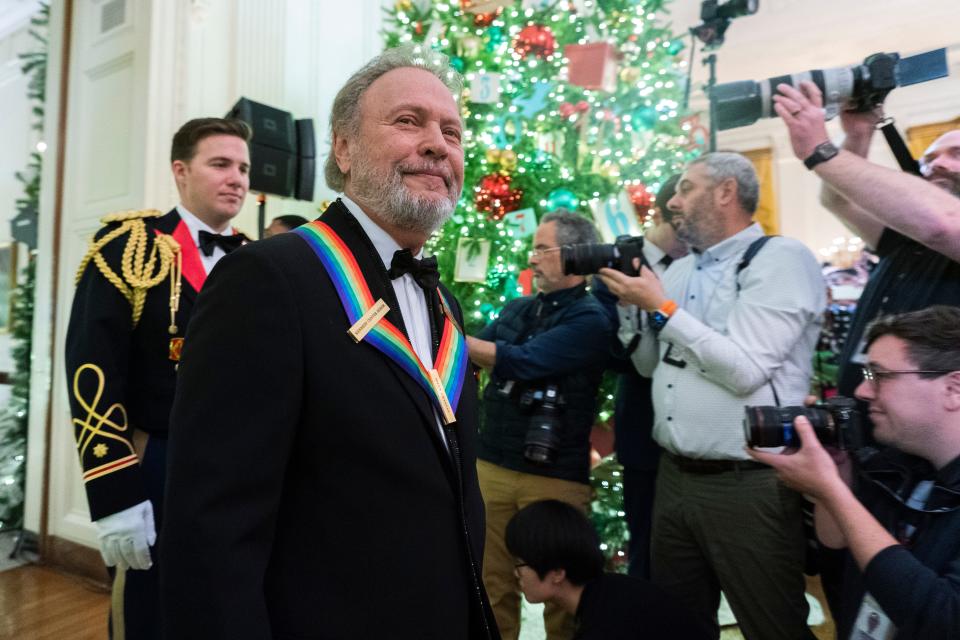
528, 246, 563, 260
861, 365, 955, 385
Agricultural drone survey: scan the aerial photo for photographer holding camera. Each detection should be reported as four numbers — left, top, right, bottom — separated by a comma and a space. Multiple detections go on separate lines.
774, 81, 960, 402
749, 306, 960, 639
589, 173, 688, 580
466, 211, 613, 640
599, 152, 825, 640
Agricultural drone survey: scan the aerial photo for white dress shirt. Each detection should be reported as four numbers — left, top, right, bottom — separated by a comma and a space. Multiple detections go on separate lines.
631, 223, 826, 460
341, 196, 434, 370
176, 204, 232, 274
341, 196, 449, 446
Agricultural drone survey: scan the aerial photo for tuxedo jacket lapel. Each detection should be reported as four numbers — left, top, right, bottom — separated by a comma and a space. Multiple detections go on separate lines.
319, 201, 455, 468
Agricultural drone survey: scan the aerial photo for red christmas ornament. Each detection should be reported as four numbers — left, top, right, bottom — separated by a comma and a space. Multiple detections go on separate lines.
473, 11, 500, 26
475, 173, 524, 220
513, 24, 556, 59
627, 183, 654, 219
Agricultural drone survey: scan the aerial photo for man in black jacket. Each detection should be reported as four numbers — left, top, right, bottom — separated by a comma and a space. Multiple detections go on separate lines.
161, 46, 498, 639
750, 306, 960, 639
467, 211, 613, 640
66, 117, 251, 638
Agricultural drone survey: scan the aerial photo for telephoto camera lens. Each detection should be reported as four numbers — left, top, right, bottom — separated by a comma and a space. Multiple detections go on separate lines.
561, 236, 645, 276
523, 386, 563, 466
561, 243, 620, 276
743, 406, 838, 448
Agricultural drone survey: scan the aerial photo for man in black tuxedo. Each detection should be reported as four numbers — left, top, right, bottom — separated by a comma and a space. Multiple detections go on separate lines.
161, 46, 498, 639
65, 117, 252, 638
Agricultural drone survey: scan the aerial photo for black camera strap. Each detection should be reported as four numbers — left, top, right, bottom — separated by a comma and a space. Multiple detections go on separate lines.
877, 115, 922, 176
736, 235, 782, 406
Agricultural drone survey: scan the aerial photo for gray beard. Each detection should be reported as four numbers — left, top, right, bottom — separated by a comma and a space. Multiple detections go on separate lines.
349, 155, 459, 236
929, 172, 960, 198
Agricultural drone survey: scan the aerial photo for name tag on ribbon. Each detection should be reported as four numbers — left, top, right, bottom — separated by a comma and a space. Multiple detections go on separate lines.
348, 298, 390, 342
428, 369, 456, 425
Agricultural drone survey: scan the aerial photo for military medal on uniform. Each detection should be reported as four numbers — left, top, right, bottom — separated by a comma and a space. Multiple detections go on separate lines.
295, 220, 468, 424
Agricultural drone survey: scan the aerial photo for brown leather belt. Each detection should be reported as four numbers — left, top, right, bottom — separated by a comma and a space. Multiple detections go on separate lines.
666, 451, 768, 474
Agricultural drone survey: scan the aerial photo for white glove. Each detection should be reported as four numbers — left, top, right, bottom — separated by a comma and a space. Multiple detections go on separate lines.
94, 499, 157, 570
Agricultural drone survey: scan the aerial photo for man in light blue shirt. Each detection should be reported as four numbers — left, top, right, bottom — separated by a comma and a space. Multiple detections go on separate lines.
600, 152, 825, 639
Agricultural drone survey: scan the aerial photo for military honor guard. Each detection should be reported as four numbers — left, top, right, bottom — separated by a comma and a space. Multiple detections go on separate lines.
65, 117, 251, 639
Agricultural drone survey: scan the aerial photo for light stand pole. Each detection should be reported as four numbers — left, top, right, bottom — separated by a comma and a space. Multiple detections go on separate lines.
704, 53, 718, 152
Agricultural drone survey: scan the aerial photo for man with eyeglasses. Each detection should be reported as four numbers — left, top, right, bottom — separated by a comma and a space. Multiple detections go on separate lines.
750, 305, 960, 639
777, 83, 960, 622
466, 210, 613, 640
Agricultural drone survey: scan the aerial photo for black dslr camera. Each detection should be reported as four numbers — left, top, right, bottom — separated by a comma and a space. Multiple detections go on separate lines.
560, 235, 651, 277
744, 396, 863, 450
519, 384, 565, 466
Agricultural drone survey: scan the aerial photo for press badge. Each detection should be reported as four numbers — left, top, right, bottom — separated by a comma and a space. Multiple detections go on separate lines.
850, 593, 896, 640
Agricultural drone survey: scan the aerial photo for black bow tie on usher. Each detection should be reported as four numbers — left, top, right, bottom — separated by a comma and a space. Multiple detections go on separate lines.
198, 230, 245, 257
388, 249, 440, 291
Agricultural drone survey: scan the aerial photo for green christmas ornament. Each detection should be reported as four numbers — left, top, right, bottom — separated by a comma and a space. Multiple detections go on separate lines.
486, 25, 504, 50
545, 188, 579, 211
451, 56, 465, 72
667, 39, 684, 55
635, 106, 657, 128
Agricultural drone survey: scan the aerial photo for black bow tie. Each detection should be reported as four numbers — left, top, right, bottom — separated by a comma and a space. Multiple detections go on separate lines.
388, 249, 440, 291
198, 230, 245, 257
660, 255, 674, 268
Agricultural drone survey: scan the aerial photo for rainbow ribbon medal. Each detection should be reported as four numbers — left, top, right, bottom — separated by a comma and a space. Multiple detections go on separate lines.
295, 221, 468, 423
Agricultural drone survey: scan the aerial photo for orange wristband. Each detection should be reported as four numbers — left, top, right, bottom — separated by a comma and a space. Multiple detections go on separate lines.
657, 300, 678, 317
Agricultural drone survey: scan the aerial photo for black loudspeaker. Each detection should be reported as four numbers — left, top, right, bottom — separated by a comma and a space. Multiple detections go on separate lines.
228, 98, 296, 153
296, 157, 316, 201
227, 99, 315, 201
295, 118, 316, 201
249, 144, 296, 198
296, 118, 315, 158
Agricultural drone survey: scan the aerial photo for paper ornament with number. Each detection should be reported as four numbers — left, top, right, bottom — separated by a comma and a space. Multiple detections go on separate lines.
565, 42, 619, 92
591, 190, 644, 243
504, 208, 537, 238
454, 237, 492, 283
469, 72, 502, 104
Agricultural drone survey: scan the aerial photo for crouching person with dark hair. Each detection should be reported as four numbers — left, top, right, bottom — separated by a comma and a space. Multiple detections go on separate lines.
505, 500, 710, 640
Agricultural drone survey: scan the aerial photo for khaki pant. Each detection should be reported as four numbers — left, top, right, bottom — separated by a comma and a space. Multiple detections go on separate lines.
477, 460, 593, 640
651, 454, 815, 640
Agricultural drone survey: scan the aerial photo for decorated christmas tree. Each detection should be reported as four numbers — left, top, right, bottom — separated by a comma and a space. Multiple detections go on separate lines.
382, 0, 697, 568
0, 3, 46, 532
383, 0, 696, 329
